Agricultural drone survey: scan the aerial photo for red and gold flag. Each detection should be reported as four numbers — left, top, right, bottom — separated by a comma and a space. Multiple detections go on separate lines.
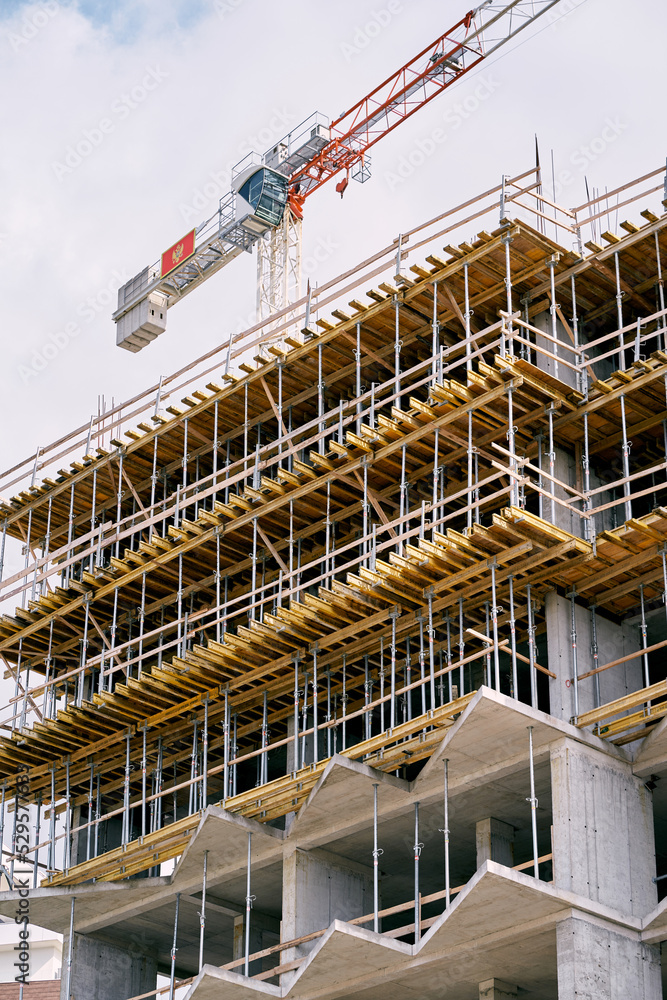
161, 229, 196, 278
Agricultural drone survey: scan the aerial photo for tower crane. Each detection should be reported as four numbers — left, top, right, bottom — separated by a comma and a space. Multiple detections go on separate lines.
113, 0, 563, 352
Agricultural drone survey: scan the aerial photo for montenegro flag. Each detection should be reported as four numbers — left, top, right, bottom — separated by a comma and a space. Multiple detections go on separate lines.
161, 229, 196, 278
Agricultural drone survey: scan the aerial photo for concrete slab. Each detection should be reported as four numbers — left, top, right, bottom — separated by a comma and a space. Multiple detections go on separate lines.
0, 806, 281, 936
289, 755, 409, 849
416, 687, 629, 801
174, 804, 284, 890
642, 897, 667, 944
180, 864, 644, 1000
634, 715, 667, 778
418, 863, 569, 955
183, 964, 281, 999
0, 693, 637, 954
286, 920, 409, 997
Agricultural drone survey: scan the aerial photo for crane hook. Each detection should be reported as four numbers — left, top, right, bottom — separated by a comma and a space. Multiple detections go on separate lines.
335, 173, 349, 199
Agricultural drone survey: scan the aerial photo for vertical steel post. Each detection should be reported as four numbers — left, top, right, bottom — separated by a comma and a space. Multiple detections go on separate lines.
141, 726, 147, 837
640, 584, 650, 688
508, 575, 518, 698
244, 833, 255, 976
585, 606, 600, 715
390, 611, 398, 731
312, 645, 319, 763
86, 764, 94, 862
64, 896, 75, 1000
549, 255, 559, 380
48, 770, 55, 874
394, 298, 402, 408
491, 562, 500, 692
199, 850, 208, 972
413, 802, 422, 943
293, 655, 300, 772
655, 231, 666, 348
431, 281, 439, 385
614, 250, 625, 370
261, 692, 268, 785
427, 591, 436, 711
568, 590, 580, 719
223, 691, 229, 804
443, 760, 450, 907
168, 893, 180, 1000
527, 584, 537, 710
122, 733, 130, 846
379, 637, 385, 733
458, 598, 465, 697
202, 697, 208, 810
355, 322, 362, 433
94, 775, 100, 858
464, 262, 472, 370
33, 792, 41, 889
620, 394, 633, 522
548, 405, 556, 525
0, 519, 6, 583
341, 655, 347, 751
372, 783, 382, 933
64, 758, 71, 873
527, 726, 539, 879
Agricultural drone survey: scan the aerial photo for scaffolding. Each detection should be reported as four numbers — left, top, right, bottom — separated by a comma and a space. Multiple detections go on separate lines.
1, 159, 667, 994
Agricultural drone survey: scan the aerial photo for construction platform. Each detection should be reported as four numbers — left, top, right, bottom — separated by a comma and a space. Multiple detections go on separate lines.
0, 162, 667, 998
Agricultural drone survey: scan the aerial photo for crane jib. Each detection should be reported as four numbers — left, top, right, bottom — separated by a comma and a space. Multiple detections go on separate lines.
112, 0, 566, 353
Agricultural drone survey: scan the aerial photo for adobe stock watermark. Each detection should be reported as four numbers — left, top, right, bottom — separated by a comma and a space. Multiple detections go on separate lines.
551, 117, 627, 201
51, 66, 169, 181
18, 269, 130, 384
340, 1, 404, 63
384, 74, 501, 192
6, 1, 60, 53
179, 108, 296, 225
214, 0, 248, 16
303, 235, 339, 278
13, 767, 31, 987
547, 0, 587, 29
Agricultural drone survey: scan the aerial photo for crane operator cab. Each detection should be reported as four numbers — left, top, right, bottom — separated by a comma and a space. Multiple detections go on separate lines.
232, 163, 289, 235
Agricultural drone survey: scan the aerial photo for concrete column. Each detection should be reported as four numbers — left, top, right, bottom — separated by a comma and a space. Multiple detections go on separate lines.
550, 738, 656, 916
556, 916, 661, 999
479, 980, 518, 999
60, 933, 156, 1000
281, 847, 373, 960
233, 910, 280, 976
533, 310, 578, 390
475, 818, 514, 868
545, 592, 642, 722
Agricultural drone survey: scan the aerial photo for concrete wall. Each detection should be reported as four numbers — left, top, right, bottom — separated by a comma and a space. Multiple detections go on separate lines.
59, 934, 156, 1000
551, 738, 656, 917
546, 592, 642, 722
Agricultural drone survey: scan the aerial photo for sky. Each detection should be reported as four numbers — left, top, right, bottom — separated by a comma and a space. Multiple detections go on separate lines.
0, 0, 665, 489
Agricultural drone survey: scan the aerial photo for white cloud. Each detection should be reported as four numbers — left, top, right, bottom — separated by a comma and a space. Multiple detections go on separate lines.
0, 0, 664, 493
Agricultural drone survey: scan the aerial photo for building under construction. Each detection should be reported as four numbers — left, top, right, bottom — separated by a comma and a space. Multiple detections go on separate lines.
0, 160, 667, 1000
